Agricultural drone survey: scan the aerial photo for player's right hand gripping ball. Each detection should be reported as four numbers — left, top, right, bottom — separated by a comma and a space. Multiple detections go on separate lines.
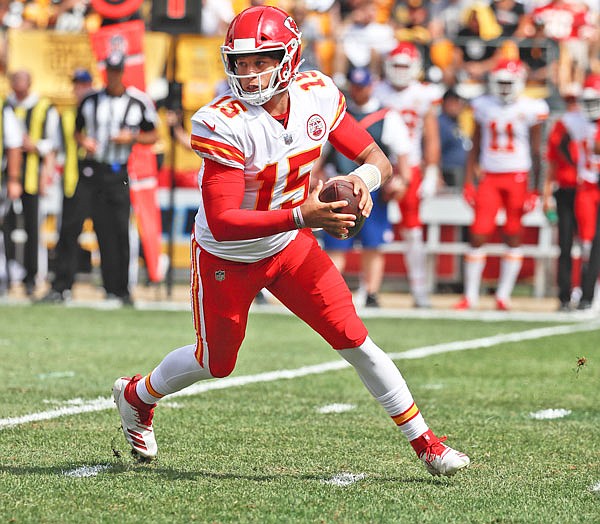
319, 179, 366, 239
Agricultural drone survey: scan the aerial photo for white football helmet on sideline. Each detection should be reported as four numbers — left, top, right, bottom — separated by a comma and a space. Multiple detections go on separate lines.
384, 41, 422, 89
581, 73, 600, 122
221, 6, 302, 106
488, 58, 526, 104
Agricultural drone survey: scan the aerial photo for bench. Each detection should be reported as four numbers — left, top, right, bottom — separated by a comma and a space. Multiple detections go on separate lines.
382, 192, 559, 298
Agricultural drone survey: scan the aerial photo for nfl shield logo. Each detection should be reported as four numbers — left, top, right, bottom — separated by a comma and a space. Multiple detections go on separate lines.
215, 270, 225, 281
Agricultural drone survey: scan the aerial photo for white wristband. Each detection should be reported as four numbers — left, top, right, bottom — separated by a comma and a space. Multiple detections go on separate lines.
292, 206, 306, 229
418, 164, 440, 199
424, 164, 440, 180
351, 163, 381, 192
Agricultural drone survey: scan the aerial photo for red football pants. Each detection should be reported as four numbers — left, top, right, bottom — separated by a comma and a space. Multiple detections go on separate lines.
190, 229, 368, 377
575, 181, 600, 242
470, 171, 528, 237
398, 166, 422, 228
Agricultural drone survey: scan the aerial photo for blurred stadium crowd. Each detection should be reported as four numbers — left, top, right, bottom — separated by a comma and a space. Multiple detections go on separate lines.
0, 0, 599, 309
0, 0, 597, 101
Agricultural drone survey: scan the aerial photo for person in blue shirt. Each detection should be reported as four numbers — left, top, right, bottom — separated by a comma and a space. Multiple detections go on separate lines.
320, 66, 409, 307
438, 87, 471, 188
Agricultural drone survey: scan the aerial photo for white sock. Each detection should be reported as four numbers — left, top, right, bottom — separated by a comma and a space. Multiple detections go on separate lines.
496, 247, 523, 302
136, 344, 214, 403
464, 247, 486, 306
338, 337, 428, 440
404, 227, 429, 304
581, 241, 592, 264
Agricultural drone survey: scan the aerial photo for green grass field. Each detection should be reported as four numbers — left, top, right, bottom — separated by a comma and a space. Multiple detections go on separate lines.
1, 304, 599, 523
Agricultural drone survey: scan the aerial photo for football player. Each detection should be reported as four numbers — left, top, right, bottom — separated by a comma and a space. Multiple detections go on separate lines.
375, 41, 443, 308
575, 73, 600, 310
542, 86, 586, 311
112, 6, 469, 477
320, 66, 410, 308
456, 58, 549, 310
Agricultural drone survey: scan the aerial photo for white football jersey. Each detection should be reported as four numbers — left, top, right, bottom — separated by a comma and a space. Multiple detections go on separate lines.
580, 120, 600, 184
191, 70, 346, 263
374, 80, 443, 167
472, 95, 549, 173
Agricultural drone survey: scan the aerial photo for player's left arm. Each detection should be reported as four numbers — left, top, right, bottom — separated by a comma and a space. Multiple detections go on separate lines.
381, 109, 410, 196
529, 122, 543, 191
594, 121, 600, 154
423, 107, 441, 168
420, 107, 442, 197
328, 111, 392, 216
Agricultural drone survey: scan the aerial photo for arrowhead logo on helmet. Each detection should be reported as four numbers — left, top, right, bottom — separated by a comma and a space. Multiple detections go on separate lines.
284, 16, 301, 38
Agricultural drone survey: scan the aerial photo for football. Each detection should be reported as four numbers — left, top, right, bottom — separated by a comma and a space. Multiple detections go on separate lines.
318, 179, 366, 239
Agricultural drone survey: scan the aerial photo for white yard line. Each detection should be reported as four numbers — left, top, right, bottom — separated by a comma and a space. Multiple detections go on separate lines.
317, 403, 357, 414
529, 409, 572, 420
321, 472, 366, 486
63, 464, 111, 478
1, 321, 599, 430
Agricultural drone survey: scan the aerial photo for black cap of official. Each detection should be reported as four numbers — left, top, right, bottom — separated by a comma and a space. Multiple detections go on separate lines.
106, 51, 125, 71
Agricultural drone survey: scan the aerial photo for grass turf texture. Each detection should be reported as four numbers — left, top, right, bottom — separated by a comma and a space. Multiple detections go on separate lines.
0, 305, 599, 523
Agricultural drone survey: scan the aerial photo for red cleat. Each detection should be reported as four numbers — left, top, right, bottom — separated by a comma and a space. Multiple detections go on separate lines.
113, 375, 157, 461
495, 298, 510, 311
453, 297, 471, 310
410, 429, 470, 477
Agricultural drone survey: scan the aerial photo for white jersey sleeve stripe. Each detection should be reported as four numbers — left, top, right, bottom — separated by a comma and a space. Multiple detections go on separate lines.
191, 134, 245, 168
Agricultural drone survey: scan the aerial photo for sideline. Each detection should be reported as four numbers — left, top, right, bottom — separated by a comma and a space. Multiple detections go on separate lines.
1, 321, 599, 430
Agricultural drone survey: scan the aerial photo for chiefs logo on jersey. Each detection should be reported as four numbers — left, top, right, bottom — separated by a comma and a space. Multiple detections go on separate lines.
307, 114, 326, 141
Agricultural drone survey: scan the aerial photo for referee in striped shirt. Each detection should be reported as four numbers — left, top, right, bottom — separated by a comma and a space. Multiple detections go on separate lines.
75, 51, 158, 305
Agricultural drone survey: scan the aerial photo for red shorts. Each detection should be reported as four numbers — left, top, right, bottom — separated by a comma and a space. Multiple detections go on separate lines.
470, 172, 528, 237
398, 166, 422, 229
575, 181, 600, 242
190, 229, 368, 377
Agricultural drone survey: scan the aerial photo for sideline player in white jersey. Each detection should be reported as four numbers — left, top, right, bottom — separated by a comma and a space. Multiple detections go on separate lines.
456, 58, 549, 310
375, 41, 443, 308
111, 6, 469, 477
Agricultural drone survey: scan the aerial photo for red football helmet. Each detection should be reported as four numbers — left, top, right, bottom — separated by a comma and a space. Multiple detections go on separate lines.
384, 42, 422, 89
581, 73, 600, 121
221, 6, 302, 106
488, 58, 526, 103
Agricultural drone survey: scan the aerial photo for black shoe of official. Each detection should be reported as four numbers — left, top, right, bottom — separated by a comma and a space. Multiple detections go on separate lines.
38, 289, 62, 303
120, 295, 135, 307
24, 282, 36, 297
38, 289, 69, 304
557, 301, 572, 312
577, 300, 592, 311
365, 293, 380, 308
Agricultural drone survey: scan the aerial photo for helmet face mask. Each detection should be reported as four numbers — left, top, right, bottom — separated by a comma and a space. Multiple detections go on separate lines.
488, 59, 526, 104
581, 94, 600, 121
221, 6, 302, 106
581, 74, 600, 121
225, 51, 287, 106
385, 42, 422, 89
